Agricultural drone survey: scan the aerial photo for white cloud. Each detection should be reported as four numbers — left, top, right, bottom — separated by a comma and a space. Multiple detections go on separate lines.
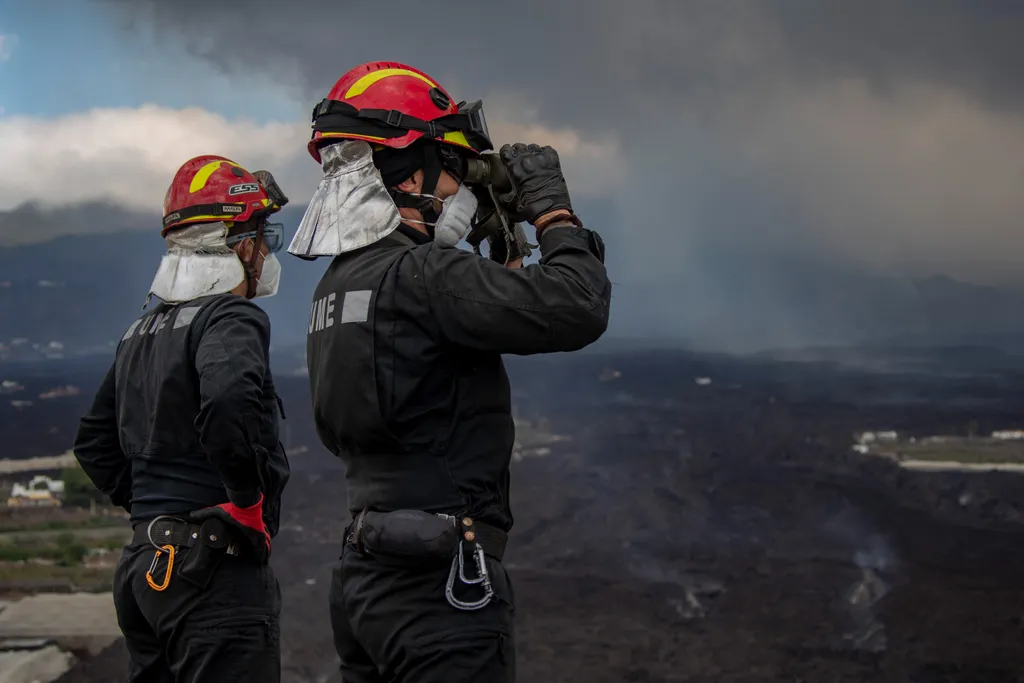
483, 90, 624, 197
0, 103, 621, 219
488, 122, 623, 201
0, 106, 312, 214
0, 34, 17, 62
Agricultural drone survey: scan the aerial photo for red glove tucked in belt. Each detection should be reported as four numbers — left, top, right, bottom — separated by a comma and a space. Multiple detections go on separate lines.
192, 493, 271, 563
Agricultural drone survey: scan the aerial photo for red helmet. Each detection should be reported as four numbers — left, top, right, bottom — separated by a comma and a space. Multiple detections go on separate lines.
308, 61, 494, 164
161, 155, 283, 236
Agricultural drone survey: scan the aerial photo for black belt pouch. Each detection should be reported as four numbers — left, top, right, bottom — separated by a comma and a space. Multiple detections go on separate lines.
358, 510, 459, 569
177, 518, 229, 590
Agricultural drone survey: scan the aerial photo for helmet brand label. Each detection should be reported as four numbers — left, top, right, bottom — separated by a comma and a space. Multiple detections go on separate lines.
228, 183, 261, 196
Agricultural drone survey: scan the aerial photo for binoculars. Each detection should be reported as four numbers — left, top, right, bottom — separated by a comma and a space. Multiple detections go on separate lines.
462, 153, 534, 264
464, 153, 513, 195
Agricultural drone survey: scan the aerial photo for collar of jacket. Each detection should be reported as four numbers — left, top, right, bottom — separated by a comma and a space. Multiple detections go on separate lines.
395, 223, 431, 246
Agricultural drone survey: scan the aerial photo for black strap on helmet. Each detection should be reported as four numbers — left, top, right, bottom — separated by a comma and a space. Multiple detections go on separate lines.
227, 218, 266, 299
162, 202, 248, 231
311, 99, 492, 152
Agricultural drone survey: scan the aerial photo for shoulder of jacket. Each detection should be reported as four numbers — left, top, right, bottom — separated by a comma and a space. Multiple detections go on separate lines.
196, 294, 270, 328
388, 241, 439, 273
414, 242, 484, 264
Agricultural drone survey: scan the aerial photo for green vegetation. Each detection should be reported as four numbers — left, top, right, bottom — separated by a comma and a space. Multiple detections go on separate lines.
0, 562, 114, 590
0, 515, 126, 533
55, 532, 88, 566
876, 439, 1024, 464
0, 526, 120, 590
60, 465, 110, 508
0, 526, 127, 593
0, 545, 34, 563
0, 532, 99, 566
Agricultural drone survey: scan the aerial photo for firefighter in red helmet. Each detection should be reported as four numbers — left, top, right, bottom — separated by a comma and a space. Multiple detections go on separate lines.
73, 155, 292, 683
289, 61, 612, 682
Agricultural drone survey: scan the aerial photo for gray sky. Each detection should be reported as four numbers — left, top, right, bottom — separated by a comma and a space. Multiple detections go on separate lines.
7, 1, 1024, 349
93, 0, 1024, 283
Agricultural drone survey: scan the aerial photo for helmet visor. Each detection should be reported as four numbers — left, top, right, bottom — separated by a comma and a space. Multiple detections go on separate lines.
458, 100, 493, 151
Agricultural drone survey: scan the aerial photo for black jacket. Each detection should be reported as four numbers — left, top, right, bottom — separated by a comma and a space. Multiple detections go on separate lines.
73, 294, 291, 537
306, 223, 611, 531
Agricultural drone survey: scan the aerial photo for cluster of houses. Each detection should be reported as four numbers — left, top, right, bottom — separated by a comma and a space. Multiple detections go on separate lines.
5, 475, 66, 508
0, 454, 76, 509
851, 430, 899, 454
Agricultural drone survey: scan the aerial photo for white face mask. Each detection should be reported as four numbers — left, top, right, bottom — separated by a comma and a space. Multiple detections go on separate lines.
404, 184, 479, 247
433, 185, 479, 247
254, 251, 281, 298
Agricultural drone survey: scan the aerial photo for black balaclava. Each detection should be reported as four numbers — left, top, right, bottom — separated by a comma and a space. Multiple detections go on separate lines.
373, 141, 466, 239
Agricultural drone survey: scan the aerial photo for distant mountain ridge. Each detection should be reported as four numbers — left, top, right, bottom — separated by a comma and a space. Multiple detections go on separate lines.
5, 215, 1024, 358
0, 208, 323, 356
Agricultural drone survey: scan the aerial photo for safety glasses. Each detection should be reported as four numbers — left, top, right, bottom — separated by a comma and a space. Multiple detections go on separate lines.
226, 222, 285, 254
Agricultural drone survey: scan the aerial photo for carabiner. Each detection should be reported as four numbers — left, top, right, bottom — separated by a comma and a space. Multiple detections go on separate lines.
445, 540, 494, 611
144, 515, 184, 592
457, 540, 488, 586
146, 544, 176, 592
145, 515, 186, 551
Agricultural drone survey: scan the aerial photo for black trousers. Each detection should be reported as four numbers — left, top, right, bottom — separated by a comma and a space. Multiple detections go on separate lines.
112, 538, 282, 683
330, 540, 516, 683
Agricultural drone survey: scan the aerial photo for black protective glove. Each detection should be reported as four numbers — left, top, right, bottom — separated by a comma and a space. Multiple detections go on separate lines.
191, 492, 272, 564
498, 143, 573, 225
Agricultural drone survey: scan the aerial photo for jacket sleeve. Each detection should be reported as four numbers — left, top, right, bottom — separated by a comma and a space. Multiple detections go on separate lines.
73, 361, 132, 511
193, 298, 271, 508
419, 225, 612, 355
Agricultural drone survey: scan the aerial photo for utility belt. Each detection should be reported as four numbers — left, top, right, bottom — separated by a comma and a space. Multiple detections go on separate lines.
131, 516, 245, 593
345, 509, 508, 612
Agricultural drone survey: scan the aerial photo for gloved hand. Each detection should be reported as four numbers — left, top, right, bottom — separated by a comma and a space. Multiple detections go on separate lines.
191, 492, 271, 564
487, 221, 535, 266
498, 143, 573, 226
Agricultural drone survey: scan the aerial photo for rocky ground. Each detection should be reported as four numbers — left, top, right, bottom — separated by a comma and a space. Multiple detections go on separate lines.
45, 348, 1024, 681
62, 453, 1024, 683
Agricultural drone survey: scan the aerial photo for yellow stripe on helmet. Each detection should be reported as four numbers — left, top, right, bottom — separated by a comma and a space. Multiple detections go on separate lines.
318, 131, 388, 143
345, 68, 438, 99
442, 131, 471, 147
175, 214, 241, 224
189, 160, 242, 194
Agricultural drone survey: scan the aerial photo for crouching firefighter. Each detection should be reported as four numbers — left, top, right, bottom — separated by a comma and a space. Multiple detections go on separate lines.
289, 61, 613, 682
72, 155, 292, 683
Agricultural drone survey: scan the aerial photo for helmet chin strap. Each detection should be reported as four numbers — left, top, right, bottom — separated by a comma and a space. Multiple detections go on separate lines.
241, 224, 266, 299
388, 146, 445, 238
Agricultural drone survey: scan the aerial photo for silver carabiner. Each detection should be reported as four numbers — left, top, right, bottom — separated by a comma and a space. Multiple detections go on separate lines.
457, 540, 488, 586
145, 515, 186, 551
445, 540, 494, 611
